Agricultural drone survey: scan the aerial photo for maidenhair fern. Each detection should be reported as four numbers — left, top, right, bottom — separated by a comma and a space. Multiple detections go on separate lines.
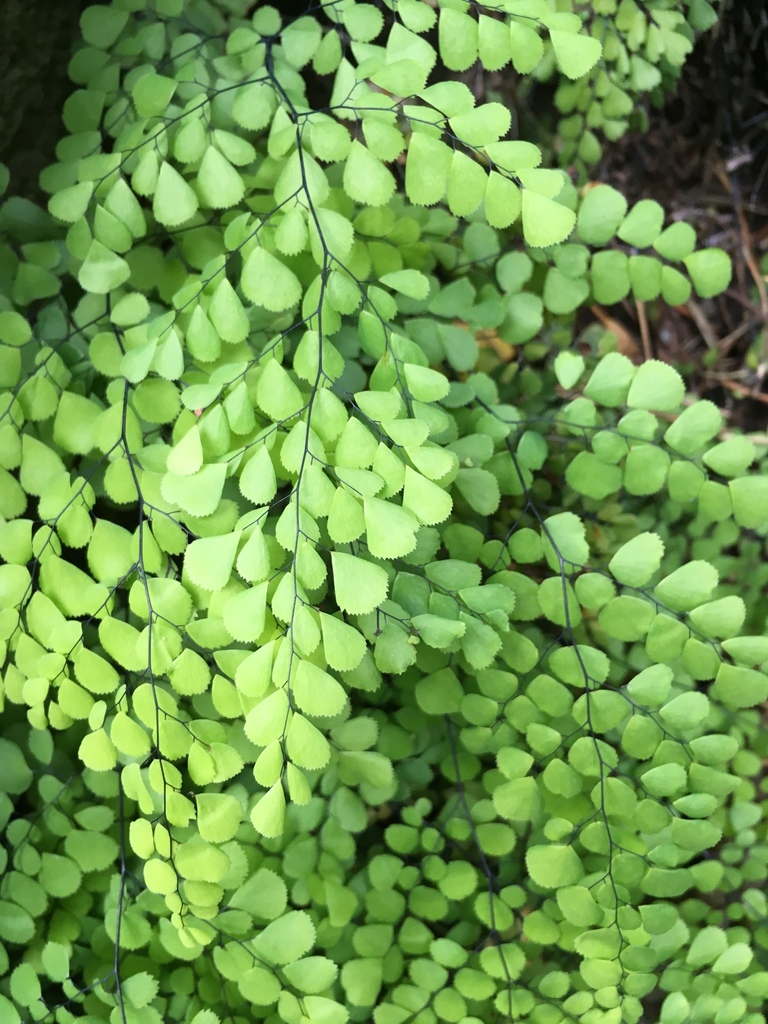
2, 2, 768, 1024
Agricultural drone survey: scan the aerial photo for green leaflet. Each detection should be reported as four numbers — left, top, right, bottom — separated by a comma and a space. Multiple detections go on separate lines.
609, 532, 665, 587
78, 239, 130, 294
197, 146, 245, 209
577, 184, 627, 244
549, 30, 602, 80
153, 161, 198, 227
526, 845, 583, 888
242, 246, 303, 312
185, 532, 241, 592
521, 190, 576, 248
449, 103, 511, 147
132, 73, 176, 118
343, 141, 396, 207
331, 552, 389, 615
293, 659, 347, 718
405, 133, 452, 206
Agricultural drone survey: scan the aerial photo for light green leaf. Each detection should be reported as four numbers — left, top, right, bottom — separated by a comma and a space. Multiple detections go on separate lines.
162, 463, 227, 518
415, 667, 463, 715
197, 146, 245, 209
78, 239, 130, 294
449, 103, 511, 147
521, 190, 575, 248
712, 943, 753, 975
276, 207, 309, 256
654, 221, 696, 261
364, 497, 419, 559
565, 451, 622, 500
233, 82, 276, 131
538, 577, 580, 627
380, 269, 430, 300
659, 690, 709, 731
702, 435, 755, 477
80, 4, 128, 46
331, 552, 389, 616
721, 635, 768, 665
286, 713, 331, 770
411, 613, 465, 649
485, 140, 542, 172
641, 762, 687, 797
280, 16, 322, 70
49, 181, 93, 223
609, 532, 664, 587
686, 927, 728, 967
78, 728, 118, 771
338, 749, 393, 789
239, 446, 278, 506
242, 247, 303, 312
654, 560, 718, 613
485, 172, 522, 230
439, 8, 478, 70
370, 58, 426, 95
728, 476, 768, 530
577, 184, 627, 245
455, 467, 500, 515
167, 425, 203, 476
405, 133, 452, 206
479, 13, 513, 70
174, 118, 207, 164
196, 793, 242, 843
663, 400, 722, 455
553, 350, 585, 390
328, 486, 365, 544
689, 595, 745, 639
284, 957, 339, 995
132, 73, 176, 118
446, 150, 487, 219
320, 614, 366, 672
185, 532, 240, 591
143, 858, 177, 895
254, 910, 316, 965
229, 866, 287, 919
403, 466, 453, 525
223, 583, 268, 642
526, 844, 583, 888
684, 248, 732, 298
711, 662, 768, 709
494, 776, 541, 823
250, 782, 286, 839
343, 141, 396, 207
403, 363, 450, 402
550, 30, 602, 79
584, 351, 635, 406
123, 972, 159, 1009
256, 359, 305, 420
509, 21, 544, 74
153, 162, 198, 227
293, 660, 347, 718
617, 199, 665, 247
626, 359, 685, 412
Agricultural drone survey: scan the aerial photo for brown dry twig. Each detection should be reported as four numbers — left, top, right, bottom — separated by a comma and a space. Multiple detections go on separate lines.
685, 298, 720, 351
589, 305, 640, 358
635, 300, 653, 361
721, 378, 768, 405
735, 204, 768, 379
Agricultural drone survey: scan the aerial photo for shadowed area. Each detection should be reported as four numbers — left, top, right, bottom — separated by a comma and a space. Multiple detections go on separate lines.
0, 0, 87, 200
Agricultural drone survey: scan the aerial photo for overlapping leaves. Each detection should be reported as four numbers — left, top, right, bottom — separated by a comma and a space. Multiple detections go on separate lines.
0, 3, 764, 1024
